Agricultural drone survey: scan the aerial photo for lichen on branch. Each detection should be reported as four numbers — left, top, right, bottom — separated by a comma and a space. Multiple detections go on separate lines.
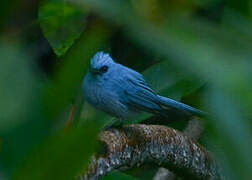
81, 124, 222, 180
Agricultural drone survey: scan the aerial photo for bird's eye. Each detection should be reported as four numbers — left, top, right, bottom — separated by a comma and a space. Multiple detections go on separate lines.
99, 65, 108, 73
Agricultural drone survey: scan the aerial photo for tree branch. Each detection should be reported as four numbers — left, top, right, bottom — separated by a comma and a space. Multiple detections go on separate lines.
81, 124, 222, 180
154, 117, 205, 180
183, 117, 204, 141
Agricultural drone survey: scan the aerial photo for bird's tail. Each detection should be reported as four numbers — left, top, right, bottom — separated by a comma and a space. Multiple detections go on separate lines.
158, 95, 207, 118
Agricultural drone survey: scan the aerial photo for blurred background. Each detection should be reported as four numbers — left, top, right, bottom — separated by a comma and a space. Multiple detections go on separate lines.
0, 0, 252, 179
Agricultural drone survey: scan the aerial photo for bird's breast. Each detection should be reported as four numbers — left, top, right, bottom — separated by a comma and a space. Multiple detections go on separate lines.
83, 73, 136, 119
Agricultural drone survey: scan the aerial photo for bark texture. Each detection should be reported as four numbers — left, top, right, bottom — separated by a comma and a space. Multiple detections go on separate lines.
154, 117, 205, 180
81, 123, 222, 180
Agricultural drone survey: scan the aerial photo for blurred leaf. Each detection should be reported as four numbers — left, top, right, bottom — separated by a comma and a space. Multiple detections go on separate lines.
1, 20, 109, 179
101, 171, 137, 180
191, 0, 222, 7
0, 41, 48, 177
0, 0, 20, 30
39, 0, 88, 57
144, 61, 206, 100
14, 23, 110, 180
14, 122, 99, 180
206, 89, 252, 180
0, 43, 34, 132
43, 21, 110, 120
80, 102, 111, 129
224, 0, 252, 19
125, 165, 158, 180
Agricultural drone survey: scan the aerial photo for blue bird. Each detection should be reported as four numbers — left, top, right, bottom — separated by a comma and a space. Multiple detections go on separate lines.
82, 52, 205, 123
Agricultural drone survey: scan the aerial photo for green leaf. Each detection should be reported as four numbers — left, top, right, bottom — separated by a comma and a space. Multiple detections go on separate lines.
0, 43, 34, 132
14, 122, 99, 180
206, 89, 252, 180
2, 21, 109, 178
43, 23, 110, 120
39, 0, 88, 57
143, 61, 205, 100
0, 42, 44, 176
80, 102, 112, 129
224, 0, 252, 19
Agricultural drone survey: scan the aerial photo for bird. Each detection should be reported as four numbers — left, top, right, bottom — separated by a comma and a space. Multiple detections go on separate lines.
82, 52, 205, 124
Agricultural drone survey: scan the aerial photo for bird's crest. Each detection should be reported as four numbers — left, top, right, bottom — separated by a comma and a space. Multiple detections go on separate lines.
90, 52, 114, 69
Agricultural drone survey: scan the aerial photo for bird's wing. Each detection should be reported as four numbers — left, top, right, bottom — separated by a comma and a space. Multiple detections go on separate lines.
120, 69, 163, 113
119, 67, 206, 118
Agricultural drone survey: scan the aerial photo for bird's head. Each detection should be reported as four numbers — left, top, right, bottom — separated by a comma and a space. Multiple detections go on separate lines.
89, 52, 115, 76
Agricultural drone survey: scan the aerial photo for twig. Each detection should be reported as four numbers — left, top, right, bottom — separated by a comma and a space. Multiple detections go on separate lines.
65, 105, 75, 132
81, 124, 222, 180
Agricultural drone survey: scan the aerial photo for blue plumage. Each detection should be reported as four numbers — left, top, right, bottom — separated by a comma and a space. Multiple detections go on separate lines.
82, 52, 205, 121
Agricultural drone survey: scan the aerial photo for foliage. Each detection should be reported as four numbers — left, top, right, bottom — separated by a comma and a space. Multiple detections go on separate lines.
1, 0, 252, 179
39, 0, 88, 57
